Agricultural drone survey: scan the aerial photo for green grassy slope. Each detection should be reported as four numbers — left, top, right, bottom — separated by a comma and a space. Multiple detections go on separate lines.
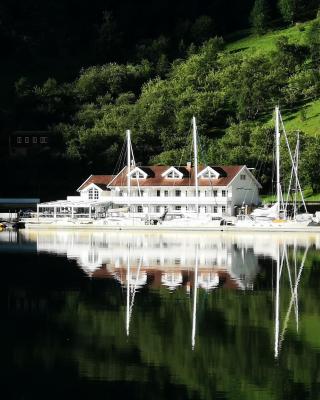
226, 21, 320, 198
282, 99, 320, 136
226, 21, 312, 53
226, 21, 320, 138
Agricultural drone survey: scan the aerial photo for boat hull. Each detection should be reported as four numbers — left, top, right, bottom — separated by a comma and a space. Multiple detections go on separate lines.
23, 221, 320, 232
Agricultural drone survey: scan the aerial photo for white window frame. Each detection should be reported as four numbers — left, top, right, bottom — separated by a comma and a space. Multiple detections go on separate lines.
88, 188, 98, 200
161, 166, 183, 179
198, 166, 220, 179
128, 167, 148, 180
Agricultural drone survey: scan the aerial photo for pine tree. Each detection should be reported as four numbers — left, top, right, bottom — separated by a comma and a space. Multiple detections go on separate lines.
250, 0, 270, 35
278, 0, 296, 24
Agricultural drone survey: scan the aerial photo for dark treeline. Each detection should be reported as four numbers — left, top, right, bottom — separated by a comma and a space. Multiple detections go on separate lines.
1, 0, 317, 107
1, 0, 319, 199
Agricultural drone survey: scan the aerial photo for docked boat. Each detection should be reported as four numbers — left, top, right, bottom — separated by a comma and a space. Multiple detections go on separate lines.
23, 110, 320, 232
233, 106, 320, 231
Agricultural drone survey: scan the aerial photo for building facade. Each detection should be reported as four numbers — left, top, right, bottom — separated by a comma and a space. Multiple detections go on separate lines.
75, 164, 261, 217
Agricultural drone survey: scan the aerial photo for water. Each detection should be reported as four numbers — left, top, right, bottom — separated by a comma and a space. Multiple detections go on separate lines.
4, 229, 320, 400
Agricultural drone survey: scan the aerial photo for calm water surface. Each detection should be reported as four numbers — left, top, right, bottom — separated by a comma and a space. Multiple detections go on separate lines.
4, 229, 320, 400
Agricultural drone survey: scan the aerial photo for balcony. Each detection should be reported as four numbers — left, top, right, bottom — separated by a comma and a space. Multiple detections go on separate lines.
108, 196, 230, 205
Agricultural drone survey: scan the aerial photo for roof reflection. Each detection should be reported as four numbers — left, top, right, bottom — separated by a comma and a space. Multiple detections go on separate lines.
15, 230, 320, 292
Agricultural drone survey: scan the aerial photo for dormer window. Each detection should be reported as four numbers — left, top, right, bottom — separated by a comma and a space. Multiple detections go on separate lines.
131, 171, 146, 179
198, 166, 220, 179
162, 167, 183, 179
88, 188, 99, 200
167, 170, 180, 178
128, 167, 148, 179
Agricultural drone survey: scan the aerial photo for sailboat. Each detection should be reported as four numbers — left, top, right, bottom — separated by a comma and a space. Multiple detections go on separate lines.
102, 119, 224, 228
236, 106, 318, 230
274, 240, 308, 358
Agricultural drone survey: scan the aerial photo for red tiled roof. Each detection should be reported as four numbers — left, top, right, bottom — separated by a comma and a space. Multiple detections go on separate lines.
108, 165, 244, 187
77, 175, 114, 191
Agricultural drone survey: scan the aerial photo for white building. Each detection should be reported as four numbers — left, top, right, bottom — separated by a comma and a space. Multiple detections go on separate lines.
73, 163, 261, 217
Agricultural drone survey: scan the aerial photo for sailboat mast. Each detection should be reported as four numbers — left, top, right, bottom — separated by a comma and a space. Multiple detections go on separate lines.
126, 130, 131, 208
294, 132, 299, 219
191, 244, 199, 350
275, 106, 281, 219
192, 117, 199, 214
274, 241, 280, 358
126, 245, 130, 336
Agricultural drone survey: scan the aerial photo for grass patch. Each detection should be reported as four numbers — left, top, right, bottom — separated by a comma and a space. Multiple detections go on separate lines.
258, 99, 320, 136
225, 20, 313, 54
261, 188, 320, 203
281, 99, 320, 136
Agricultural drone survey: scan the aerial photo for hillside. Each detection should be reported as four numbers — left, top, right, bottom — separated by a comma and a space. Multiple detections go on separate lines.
226, 20, 313, 53
3, 13, 320, 198
226, 20, 320, 138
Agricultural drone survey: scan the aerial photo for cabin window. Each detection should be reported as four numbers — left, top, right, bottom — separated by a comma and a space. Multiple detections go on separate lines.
33, 137, 37, 144
25, 137, 29, 143
202, 170, 216, 178
213, 206, 218, 213
131, 171, 145, 179
222, 206, 226, 213
88, 188, 99, 200
166, 170, 181, 179
175, 190, 181, 197
213, 190, 217, 197
157, 190, 161, 197
40, 137, 48, 144
155, 206, 161, 213
222, 190, 226, 197
164, 190, 169, 197
137, 205, 143, 213
240, 174, 246, 180
175, 205, 181, 211
17, 137, 22, 144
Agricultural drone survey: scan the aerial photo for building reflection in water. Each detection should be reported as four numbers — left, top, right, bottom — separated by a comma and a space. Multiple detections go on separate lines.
19, 230, 319, 292
14, 230, 320, 351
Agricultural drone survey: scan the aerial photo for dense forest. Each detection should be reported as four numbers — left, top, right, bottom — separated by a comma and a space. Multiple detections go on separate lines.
1, 0, 320, 199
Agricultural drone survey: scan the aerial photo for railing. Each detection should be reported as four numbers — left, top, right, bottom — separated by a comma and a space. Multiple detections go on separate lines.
108, 196, 230, 205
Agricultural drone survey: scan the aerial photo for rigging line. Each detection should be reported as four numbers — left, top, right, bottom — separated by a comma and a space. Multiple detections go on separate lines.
279, 244, 286, 277
279, 246, 308, 349
130, 140, 142, 198
112, 139, 126, 177
129, 255, 143, 321
284, 246, 298, 319
241, 127, 274, 205
279, 113, 307, 213
284, 142, 298, 216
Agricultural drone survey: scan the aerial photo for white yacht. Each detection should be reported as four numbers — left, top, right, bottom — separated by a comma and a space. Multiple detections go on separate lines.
235, 106, 319, 231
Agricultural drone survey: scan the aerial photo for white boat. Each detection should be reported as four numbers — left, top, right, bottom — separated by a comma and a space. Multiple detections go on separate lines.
23, 110, 320, 232
235, 106, 319, 231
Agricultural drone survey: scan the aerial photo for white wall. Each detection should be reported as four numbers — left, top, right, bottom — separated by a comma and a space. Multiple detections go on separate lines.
230, 169, 260, 208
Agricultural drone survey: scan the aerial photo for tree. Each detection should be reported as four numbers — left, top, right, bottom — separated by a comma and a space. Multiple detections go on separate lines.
278, 0, 295, 23
250, 0, 270, 35
190, 15, 215, 45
